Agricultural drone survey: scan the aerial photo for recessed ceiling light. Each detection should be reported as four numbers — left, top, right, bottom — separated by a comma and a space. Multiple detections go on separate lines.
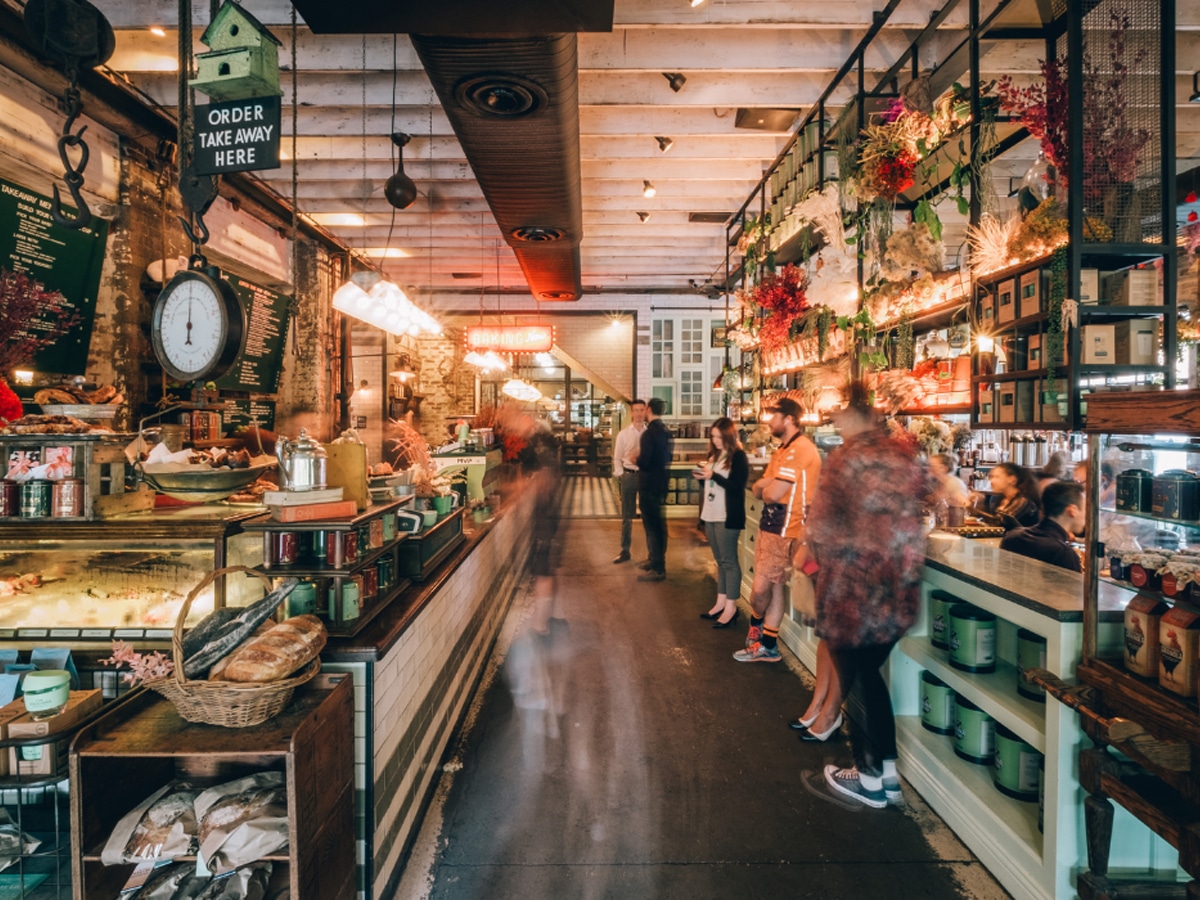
690, 0, 705, 6
637, 211, 651, 223
150, 26, 166, 37
655, 136, 674, 152
663, 73, 687, 93
642, 180, 656, 198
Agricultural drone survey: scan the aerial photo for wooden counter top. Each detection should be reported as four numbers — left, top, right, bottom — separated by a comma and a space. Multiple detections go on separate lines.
925, 532, 1130, 623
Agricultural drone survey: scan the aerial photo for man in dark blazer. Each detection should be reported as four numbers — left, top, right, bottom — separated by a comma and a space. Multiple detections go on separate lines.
636, 397, 673, 581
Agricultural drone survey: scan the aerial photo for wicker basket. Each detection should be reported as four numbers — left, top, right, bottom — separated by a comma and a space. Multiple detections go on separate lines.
146, 566, 324, 728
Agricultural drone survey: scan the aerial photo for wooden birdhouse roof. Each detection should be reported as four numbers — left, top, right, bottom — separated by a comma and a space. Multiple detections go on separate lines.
199, 1, 282, 50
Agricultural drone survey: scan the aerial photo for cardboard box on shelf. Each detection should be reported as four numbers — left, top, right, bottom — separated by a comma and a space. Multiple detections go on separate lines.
979, 292, 995, 327
1081, 324, 1116, 364
1106, 268, 1159, 307
1028, 334, 1042, 369
1019, 270, 1041, 319
1039, 381, 1065, 423
7, 690, 103, 778
996, 279, 1016, 324
998, 385, 1016, 423
1113, 319, 1160, 366
1016, 381, 1035, 422
977, 387, 995, 424
1079, 268, 1100, 304
0, 700, 29, 777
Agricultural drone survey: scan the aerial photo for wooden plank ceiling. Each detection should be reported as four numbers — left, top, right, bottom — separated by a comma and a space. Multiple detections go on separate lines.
89, 0, 1200, 305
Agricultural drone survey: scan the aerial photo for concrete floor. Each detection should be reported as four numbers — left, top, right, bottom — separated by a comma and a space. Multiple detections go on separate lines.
395, 518, 1011, 900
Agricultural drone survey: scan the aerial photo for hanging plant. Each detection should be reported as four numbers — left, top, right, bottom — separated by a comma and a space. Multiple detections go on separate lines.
895, 310, 915, 371
1045, 247, 1068, 392
750, 264, 809, 353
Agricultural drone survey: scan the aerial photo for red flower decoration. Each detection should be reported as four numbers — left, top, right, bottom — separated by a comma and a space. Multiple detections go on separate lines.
1190, 211, 1198, 224
1187, 191, 1198, 204
0, 381, 23, 424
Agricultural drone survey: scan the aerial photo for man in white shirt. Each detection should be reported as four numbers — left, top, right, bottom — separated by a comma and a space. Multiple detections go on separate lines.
612, 399, 647, 563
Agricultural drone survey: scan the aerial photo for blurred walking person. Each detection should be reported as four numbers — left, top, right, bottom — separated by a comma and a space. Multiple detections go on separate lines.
808, 383, 930, 807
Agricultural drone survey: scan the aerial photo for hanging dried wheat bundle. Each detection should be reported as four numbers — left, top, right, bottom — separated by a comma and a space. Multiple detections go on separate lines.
966, 213, 1021, 276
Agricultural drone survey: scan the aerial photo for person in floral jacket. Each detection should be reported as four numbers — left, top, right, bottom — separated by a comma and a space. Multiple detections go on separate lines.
807, 382, 932, 808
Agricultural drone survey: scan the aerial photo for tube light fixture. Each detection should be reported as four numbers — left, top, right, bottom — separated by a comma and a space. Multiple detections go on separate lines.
502, 378, 542, 402
690, 0, 706, 6
150, 26, 166, 37
655, 136, 674, 152
642, 180, 656, 198
332, 271, 441, 336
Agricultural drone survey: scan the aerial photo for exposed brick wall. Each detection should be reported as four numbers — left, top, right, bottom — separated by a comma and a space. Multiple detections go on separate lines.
408, 326, 476, 448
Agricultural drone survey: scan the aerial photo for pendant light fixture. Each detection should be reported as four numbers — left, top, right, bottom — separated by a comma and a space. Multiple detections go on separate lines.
384, 132, 417, 210
334, 37, 439, 337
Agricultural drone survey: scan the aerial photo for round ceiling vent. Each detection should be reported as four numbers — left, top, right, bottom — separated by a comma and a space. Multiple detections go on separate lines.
511, 226, 566, 243
455, 74, 546, 117
540, 290, 576, 301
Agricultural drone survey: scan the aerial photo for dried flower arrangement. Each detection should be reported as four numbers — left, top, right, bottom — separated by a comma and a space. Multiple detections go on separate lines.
997, 9, 1151, 204
880, 222, 944, 283
101, 640, 175, 686
748, 264, 810, 353
966, 213, 1023, 275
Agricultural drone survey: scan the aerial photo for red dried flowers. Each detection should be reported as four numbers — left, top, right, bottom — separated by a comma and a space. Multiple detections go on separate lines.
750, 264, 810, 352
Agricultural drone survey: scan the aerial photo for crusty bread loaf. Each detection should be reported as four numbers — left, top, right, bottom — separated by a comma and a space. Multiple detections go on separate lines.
208, 620, 275, 682
222, 614, 326, 683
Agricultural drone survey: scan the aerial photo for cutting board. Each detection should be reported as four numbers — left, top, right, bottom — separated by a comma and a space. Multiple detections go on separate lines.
324, 443, 370, 511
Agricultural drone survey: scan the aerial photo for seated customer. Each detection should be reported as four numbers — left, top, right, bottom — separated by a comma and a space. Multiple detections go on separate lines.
999, 480, 1086, 572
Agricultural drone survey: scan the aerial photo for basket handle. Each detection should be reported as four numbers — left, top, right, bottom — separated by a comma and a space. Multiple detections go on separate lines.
172, 565, 275, 686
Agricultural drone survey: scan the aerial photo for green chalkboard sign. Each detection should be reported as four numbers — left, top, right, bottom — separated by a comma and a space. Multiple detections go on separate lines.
0, 178, 108, 375
213, 275, 290, 393
222, 398, 276, 433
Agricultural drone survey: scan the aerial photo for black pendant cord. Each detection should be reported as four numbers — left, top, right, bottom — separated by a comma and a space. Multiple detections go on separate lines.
289, 3, 300, 355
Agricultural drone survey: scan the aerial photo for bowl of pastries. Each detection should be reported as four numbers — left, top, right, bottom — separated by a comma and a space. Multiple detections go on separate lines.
141, 449, 277, 503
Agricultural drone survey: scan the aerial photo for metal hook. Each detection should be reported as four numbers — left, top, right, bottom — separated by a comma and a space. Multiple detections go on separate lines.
178, 214, 210, 247
50, 113, 92, 229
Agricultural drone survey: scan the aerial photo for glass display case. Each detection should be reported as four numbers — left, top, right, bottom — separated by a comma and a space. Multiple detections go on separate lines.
0, 507, 262, 641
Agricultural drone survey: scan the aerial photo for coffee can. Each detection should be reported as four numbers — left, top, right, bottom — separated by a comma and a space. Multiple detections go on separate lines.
274, 531, 299, 565
0, 480, 19, 516
51, 478, 84, 517
19, 480, 51, 518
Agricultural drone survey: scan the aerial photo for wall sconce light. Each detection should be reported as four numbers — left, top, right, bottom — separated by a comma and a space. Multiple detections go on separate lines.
636, 211, 651, 223
642, 180, 656, 198
149, 25, 166, 37
663, 73, 687, 93
12, 370, 33, 386
356, 379, 371, 396
655, 136, 674, 152
390, 355, 416, 382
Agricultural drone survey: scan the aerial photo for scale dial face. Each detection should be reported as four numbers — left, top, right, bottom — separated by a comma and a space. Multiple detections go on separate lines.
151, 269, 245, 383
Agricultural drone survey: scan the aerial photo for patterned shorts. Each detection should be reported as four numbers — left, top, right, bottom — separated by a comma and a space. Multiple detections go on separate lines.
755, 531, 802, 584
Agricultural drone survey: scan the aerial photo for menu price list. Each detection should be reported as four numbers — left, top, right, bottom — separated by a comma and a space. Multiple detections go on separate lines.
0, 178, 108, 375
214, 276, 290, 393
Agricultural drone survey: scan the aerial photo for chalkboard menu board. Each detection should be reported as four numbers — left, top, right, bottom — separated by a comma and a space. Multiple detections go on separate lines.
0, 178, 108, 375
222, 398, 276, 433
213, 276, 290, 393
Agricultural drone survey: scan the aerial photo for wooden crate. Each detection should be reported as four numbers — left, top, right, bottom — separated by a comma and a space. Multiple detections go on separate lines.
69, 673, 354, 900
0, 435, 133, 520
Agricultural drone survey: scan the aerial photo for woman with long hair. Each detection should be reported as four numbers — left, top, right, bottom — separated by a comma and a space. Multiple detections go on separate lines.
978, 462, 1040, 529
696, 417, 749, 627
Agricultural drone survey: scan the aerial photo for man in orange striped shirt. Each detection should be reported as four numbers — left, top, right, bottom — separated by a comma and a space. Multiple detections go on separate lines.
735, 398, 821, 663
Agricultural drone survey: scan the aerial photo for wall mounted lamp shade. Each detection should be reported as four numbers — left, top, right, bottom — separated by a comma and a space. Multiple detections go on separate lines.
642, 180, 656, 198
332, 271, 442, 336
502, 378, 542, 402
663, 72, 686, 93
384, 132, 418, 210
636, 211, 650, 223
655, 136, 674, 152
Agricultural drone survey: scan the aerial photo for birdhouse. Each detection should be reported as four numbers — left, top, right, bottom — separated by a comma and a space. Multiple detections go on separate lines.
188, 1, 282, 102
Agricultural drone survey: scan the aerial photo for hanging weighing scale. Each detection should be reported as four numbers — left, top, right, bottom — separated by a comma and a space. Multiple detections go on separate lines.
150, 255, 246, 384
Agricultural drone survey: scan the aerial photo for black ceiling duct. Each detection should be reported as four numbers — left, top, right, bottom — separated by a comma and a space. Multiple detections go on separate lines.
411, 33, 583, 301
